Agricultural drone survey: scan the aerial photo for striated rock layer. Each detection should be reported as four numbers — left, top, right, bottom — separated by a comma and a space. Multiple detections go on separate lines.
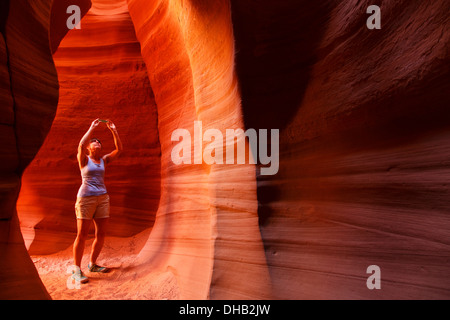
1, 0, 449, 300
231, 0, 450, 299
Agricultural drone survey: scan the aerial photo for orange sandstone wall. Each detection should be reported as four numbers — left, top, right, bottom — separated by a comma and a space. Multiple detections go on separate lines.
127, 0, 272, 299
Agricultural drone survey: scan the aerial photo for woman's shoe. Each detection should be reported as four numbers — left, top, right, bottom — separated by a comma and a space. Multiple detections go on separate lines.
72, 269, 89, 283
88, 263, 109, 273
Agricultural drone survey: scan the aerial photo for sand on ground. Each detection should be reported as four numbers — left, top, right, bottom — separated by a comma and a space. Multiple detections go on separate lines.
31, 230, 180, 300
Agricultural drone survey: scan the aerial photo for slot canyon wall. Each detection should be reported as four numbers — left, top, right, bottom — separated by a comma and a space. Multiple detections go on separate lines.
1, 0, 449, 299
231, 0, 450, 299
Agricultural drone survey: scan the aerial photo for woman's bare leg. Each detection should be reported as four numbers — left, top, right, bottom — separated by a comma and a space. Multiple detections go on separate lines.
73, 219, 92, 267
90, 218, 109, 265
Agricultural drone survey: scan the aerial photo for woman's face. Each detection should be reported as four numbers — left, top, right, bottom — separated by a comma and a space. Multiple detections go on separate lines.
88, 141, 102, 155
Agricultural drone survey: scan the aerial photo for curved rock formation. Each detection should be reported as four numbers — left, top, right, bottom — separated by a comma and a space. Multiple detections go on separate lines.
1, 0, 62, 300
127, 0, 272, 299
1, 0, 449, 300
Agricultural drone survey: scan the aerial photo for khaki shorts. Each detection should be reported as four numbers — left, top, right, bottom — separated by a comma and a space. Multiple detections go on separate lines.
75, 194, 110, 219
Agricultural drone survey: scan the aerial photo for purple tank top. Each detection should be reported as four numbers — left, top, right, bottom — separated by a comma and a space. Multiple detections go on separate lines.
77, 157, 107, 197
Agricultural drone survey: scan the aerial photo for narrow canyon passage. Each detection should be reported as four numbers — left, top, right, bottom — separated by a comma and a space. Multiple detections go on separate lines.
0, 0, 449, 300
16, 0, 163, 299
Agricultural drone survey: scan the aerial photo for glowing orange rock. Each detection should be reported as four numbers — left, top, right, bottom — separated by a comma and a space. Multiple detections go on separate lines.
127, 0, 272, 299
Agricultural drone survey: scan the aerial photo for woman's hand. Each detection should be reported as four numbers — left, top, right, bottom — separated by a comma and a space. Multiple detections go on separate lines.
106, 119, 116, 131
90, 118, 101, 130
102, 119, 122, 165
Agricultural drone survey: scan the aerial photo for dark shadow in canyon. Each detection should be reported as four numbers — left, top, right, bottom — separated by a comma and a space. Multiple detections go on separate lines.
229, 0, 334, 227
232, 0, 450, 299
230, 0, 333, 131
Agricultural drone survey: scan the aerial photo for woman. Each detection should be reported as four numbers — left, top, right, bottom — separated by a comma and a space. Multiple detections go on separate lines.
72, 118, 123, 284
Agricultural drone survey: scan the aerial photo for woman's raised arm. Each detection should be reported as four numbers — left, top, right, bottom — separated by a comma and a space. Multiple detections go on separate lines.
77, 119, 100, 168
103, 120, 123, 165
